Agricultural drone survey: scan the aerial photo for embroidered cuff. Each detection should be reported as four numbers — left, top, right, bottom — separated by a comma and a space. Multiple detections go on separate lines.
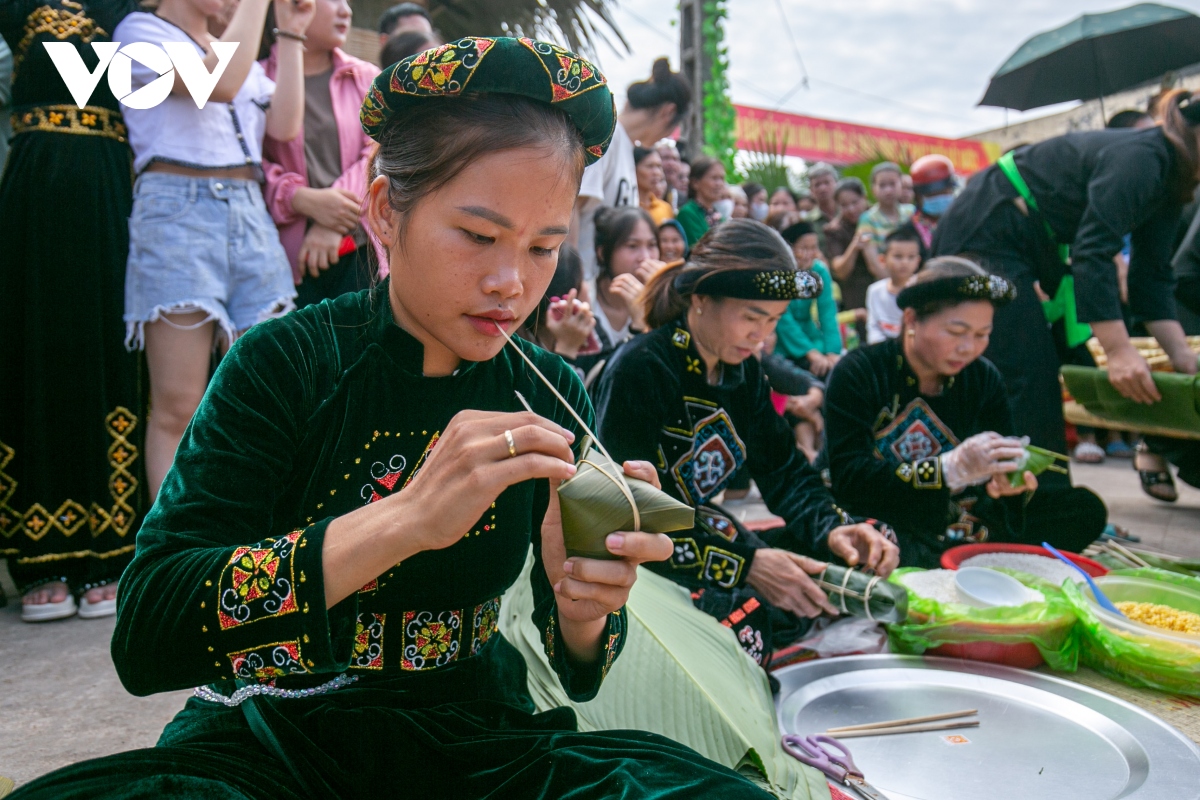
213, 519, 358, 682
543, 606, 626, 702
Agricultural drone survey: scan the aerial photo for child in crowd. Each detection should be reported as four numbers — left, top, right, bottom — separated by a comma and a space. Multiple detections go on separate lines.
115, 0, 313, 498
858, 161, 916, 280
657, 219, 689, 262
774, 221, 843, 377
761, 332, 825, 464
262, 0, 382, 308
866, 224, 924, 344
518, 246, 600, 371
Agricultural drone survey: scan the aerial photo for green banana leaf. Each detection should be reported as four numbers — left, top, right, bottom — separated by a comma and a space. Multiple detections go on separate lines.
1061, 364, 1200, 435
559, 436, 695, 560
500, 552, 830, 800
1008, 445, 1069, 487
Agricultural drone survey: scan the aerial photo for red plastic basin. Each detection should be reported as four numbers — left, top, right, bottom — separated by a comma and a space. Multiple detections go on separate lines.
941, 543, 1108, 577
928, 641, 1046, 669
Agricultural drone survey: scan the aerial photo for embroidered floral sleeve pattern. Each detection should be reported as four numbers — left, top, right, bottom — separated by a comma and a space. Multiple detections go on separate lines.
217, 531, 301, 630
540, 606, 627, 698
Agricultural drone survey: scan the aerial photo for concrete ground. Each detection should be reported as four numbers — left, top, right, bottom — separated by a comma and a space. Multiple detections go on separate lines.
1, 459, 1197, 789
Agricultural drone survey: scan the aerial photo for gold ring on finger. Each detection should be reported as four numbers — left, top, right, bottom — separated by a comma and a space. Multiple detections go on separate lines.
504, 429, 517, 459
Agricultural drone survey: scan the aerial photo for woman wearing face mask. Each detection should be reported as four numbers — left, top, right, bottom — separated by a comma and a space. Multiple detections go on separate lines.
825, 258, 1107, 569
933, 91, 1200, 458
11, 38, 774, 800
261, 0, 382, 307
575, 57, 690, 280
593, 219, 899, 669
634, 146, 675, 226
675, 156, 726, 247
743, 182, 769, 222
592, 206, 664, 354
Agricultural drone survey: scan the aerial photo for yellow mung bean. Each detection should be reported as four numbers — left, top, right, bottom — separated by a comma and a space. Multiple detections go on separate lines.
1115, 601, 1200, 635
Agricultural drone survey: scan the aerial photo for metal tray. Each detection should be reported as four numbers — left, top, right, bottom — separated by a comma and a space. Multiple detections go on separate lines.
775, 655, 1200, 800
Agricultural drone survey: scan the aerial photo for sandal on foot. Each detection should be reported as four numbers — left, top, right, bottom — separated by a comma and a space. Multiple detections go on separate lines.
78, 596, 117, 619
1099, 524, 1141, 544
21, 581, 77, 623
1134, 448, 1177, 503
1073, 442, 1106, 463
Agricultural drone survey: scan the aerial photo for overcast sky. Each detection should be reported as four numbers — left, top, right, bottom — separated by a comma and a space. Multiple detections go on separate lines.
589, 0, 1200, 138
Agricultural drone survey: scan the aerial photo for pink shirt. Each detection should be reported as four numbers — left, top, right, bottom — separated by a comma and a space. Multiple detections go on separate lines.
261, 46, 385, 284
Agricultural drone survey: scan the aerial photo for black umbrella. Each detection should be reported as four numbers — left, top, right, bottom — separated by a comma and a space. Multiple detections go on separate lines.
980, 2, 1200, 111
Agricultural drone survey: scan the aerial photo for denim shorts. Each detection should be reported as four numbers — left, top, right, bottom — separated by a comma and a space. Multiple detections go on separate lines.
124, 172, 296, 349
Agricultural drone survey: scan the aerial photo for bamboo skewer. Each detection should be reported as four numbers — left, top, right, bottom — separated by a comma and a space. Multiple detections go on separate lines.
826, 720, 981, 739
1107, 540, 1151, 569
826, 709, 977, 734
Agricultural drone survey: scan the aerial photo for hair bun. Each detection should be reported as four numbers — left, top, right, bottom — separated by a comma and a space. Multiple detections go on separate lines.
651, 57, 672, 84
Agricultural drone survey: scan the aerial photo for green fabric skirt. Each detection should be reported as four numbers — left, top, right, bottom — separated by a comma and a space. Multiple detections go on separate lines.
11, 636, 772, 798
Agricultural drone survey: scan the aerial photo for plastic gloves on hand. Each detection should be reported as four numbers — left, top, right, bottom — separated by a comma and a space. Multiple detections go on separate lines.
941, 432, 1026, 493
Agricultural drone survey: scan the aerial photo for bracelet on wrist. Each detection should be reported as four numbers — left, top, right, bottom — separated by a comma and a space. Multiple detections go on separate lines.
273, 28, 307, 42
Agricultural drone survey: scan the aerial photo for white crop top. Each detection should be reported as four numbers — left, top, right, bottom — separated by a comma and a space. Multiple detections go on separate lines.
113, 13, 276, 174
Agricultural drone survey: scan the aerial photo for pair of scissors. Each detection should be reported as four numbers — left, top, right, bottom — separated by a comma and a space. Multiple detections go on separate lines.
782, 734, 888, 800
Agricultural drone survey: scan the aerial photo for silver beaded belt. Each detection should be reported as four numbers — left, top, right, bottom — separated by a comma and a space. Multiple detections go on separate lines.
193, 673, 359, 707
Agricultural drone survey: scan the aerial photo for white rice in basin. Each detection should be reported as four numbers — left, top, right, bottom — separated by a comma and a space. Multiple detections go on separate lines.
960, 553, 1086, 585
895, 569, 959, 604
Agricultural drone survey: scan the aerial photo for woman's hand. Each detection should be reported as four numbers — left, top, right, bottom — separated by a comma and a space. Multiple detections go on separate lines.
987, 469, 1038, 499
608, 273, 648, 329
941, 432, 1025, 491
545, 290, 596, 358
406, 411, 577, 552
633, 258, 666, 283
807, 351, 831, 377
542, 462, 672, 661
747, 549, 839, 618
272, 0, 315, 36
294, 187, 362, 233
1105, 344, 1160, 404
299, 224, 344, 276
827, 523, 900, 577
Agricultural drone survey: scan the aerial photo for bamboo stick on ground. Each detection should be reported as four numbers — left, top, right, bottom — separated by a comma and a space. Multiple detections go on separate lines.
826, 720, 981, 739
826, 709, 977, 733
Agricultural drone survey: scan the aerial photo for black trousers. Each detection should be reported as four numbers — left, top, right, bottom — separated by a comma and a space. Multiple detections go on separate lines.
294, 244, 377, 308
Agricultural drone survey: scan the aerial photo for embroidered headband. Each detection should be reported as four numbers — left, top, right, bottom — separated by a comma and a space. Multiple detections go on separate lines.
360, 36, 617, 165
896, 273, 1017, 310
674, 268, 823, 301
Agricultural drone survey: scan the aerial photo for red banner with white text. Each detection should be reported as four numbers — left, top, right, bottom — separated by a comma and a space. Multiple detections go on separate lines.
735, 104, 999, 175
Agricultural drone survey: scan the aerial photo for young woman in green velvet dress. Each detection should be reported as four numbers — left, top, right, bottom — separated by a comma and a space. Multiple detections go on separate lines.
11, 37, 776, 799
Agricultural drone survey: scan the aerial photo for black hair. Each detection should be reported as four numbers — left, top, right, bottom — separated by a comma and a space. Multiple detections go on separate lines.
908, 256, 987, 321
687, 156, 723, 200
633, 146, 657, 166
626, 58, 691, 126
885, 223, 922, 249
771, 186, 799, 203
781, 220, 815, 245
370, 94, 585, 250
642, 219, 795, 329
380, 31, 437, 68
742, 181, 766, 202
1106, 109, 1152, 129
379, 2, 431, 34
834, 177, 866, 199
594, 206, 657, 278
1158, 89, 1200, 195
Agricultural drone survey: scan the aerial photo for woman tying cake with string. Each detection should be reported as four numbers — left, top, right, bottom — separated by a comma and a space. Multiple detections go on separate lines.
593, 219, 899, 669
11, 38, 775, 799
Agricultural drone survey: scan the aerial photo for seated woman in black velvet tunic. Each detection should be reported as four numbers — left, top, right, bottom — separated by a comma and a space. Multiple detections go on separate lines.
12, 38, 774, 800
825, 257, 1107, 569
593, 219, 899, 668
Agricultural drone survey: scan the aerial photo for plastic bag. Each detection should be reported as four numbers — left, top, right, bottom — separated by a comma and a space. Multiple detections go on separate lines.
1061, 568, 1200, 697
886, 567, 1080, 671
796, 617, 890, 658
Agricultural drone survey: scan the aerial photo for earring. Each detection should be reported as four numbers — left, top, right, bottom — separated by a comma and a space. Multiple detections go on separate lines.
697, 308, 703, 316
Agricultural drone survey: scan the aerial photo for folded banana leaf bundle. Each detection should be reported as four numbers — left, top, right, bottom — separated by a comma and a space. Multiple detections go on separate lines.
559, 436, 695, 560
1007, 444, 1069, 488
815, 563, 908, 624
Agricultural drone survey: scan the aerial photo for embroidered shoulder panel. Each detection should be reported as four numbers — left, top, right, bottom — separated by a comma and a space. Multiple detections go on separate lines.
228, 639, 309, 682
873, 398, 959, 465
